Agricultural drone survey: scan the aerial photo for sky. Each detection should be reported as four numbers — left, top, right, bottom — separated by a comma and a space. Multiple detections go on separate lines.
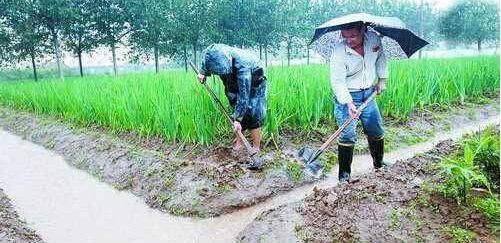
414, 0, 454, 11
419, 0, 500, 11
432, 0, 454, 10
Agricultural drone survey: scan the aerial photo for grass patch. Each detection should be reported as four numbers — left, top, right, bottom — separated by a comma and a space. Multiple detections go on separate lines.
443, 226, 476, 243
215, 183, 232, 194
437, 126, 499, 204
473, 195, 500, 231
287, 160, 304, 182
321, 151, 338, 175
163, 175, 175, 188
388, 208, 401, 230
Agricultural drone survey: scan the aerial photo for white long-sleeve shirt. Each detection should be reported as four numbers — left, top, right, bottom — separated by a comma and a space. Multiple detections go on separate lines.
330, 31, 388, 104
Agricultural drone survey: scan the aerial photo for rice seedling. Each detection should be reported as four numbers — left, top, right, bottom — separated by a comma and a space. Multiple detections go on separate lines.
0, 56, 498, 145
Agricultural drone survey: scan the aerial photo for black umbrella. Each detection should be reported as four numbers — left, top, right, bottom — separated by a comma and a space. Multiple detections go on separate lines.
310, 13, 429, 59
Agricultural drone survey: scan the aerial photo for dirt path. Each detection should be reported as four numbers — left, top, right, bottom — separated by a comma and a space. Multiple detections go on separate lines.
0, 113, 497, 242
237, 130, 499, 242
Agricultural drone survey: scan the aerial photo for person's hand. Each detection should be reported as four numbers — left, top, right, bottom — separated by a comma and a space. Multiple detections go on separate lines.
197, 73, 206, 84
347, 102, 360, 119
233, 121, 242, 132
375, 79, 386, 95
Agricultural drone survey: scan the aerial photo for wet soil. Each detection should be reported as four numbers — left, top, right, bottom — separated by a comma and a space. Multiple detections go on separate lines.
0, 188, 45, 243
0, 108, 316, 218
0, 99, 498, 218
237, 138, 499, 242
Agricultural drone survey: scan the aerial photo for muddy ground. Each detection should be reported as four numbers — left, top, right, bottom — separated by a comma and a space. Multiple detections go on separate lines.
237, 137, 499, 242
0, 188, 45, 243
0, 99, 498, 218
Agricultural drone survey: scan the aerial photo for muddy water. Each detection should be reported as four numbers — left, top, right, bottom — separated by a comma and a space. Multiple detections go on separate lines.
0, 116, 498, 243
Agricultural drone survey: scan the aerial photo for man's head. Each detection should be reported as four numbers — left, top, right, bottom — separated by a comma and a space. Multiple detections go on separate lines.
341, 22, 365, 49
201, 44, 232, 75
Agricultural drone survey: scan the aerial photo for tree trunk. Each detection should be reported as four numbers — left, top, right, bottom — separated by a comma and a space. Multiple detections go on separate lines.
287, 38, 291, 66
306, 44, 310, 65
30, 51, 38, 82
52, 31, 64, 80
154, 44, 159, 74
259, 44, 263, 60
192, 43, 197, 66
183, 44, 188, 72
477, 39, 482, 53
111, 44, 117, 76
418, 0, 424, 58
78, 51, 83, 77
265, 45, 268, 67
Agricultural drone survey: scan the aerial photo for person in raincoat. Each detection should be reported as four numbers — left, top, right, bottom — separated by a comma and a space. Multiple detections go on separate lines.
197, 44, 267, 156
330, 22, 388, 182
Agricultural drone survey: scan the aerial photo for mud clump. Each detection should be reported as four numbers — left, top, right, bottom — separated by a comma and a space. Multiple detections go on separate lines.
238, 139, 498, 242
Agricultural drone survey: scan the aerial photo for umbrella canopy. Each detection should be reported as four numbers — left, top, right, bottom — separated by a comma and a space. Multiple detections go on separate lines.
310, 13, 429, 59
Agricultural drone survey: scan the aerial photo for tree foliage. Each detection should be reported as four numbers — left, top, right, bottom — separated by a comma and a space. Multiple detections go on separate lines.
0, 0, 457, 74
440, 0, 499, 51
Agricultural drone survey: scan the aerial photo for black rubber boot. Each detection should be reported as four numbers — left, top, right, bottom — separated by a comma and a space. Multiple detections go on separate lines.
368, 136, 385, 169
338, 144, 354, 182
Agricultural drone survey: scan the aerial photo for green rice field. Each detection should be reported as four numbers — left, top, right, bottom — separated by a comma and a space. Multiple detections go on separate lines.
0, 56, 498, 144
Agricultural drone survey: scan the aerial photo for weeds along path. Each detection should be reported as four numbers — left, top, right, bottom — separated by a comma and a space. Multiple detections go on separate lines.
0, 115, 498, 243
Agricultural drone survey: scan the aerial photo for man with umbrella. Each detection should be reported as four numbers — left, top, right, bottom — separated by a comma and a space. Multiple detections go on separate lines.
308, 13, 428, 182
331, 21, 388, 182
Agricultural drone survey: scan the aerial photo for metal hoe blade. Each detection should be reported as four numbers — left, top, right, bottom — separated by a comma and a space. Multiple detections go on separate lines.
298, 147, 322, 176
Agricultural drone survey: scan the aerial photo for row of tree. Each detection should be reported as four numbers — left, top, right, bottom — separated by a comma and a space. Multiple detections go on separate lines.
0, 0, 498, 81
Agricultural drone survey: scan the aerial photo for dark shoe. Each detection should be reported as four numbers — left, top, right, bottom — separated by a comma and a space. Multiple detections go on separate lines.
374, 161, 390, 172
368, 136, 384, 169
247, 161, 262, 170
247, 154, 262, 170
338, 144, 354, 182
339, 171, 350, 183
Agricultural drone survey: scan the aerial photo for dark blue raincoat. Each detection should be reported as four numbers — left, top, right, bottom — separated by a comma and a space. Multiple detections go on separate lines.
200, 44, 267, 130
